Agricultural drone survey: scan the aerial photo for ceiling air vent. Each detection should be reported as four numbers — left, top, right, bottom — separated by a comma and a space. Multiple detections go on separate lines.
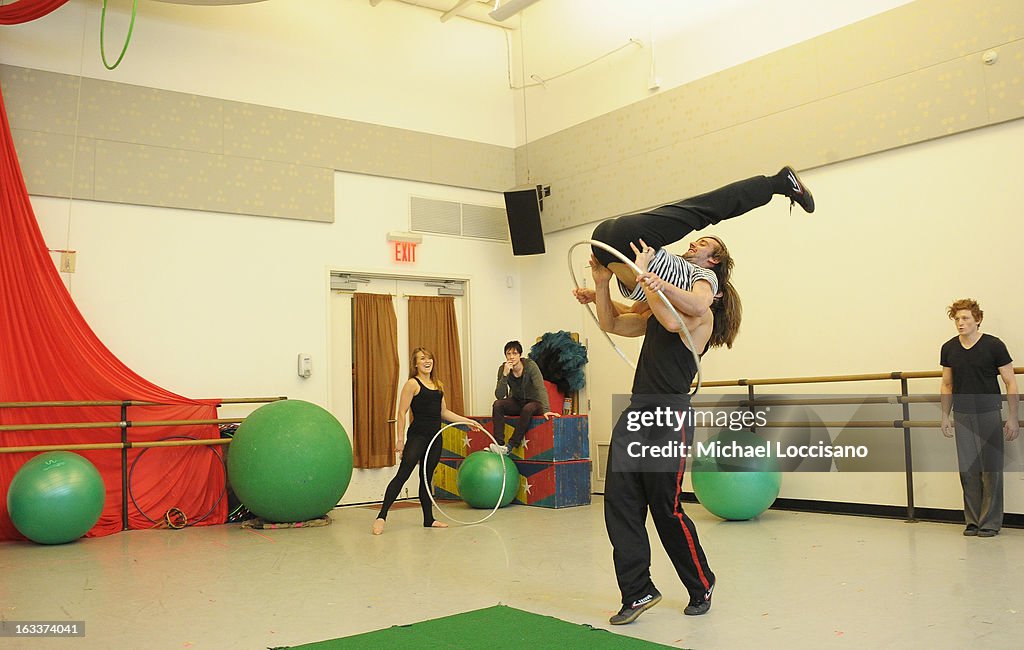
410, 196, 509, 242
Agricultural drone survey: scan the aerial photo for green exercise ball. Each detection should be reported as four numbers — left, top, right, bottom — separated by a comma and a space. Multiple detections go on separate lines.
691, 429, 781, 521
227, 400, 353, 523
457, 451, 519, 509
7, 451, 106, 545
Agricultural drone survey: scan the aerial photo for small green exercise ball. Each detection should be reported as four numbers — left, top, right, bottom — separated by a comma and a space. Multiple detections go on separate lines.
7, 451, 106, 545
457, 451, 519, 509
691, 429, 781, 521
227, 400, 353, 523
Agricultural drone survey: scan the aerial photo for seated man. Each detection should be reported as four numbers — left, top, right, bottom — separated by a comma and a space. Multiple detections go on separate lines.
489, 340, 559, 455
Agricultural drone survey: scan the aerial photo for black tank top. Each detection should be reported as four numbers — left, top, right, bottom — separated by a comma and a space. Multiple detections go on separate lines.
631, 315, 699, 400
407, 377, 442, 437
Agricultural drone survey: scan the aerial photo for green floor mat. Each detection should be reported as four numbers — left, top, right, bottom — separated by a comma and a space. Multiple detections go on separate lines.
280, 604, 675, 649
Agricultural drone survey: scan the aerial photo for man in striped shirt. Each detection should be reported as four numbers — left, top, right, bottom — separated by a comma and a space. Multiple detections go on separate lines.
592, 165, 813, 310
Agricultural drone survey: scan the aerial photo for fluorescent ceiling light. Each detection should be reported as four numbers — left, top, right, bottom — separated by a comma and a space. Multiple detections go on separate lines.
488, 0, 542, 22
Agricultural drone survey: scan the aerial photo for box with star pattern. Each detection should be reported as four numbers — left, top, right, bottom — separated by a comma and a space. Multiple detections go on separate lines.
432, 454, 525, 503
440, 415, 589, 462
438, 422, 491, 459
511, 459, 592, 508
432, 454, 592, 509
432, 456, 462, 501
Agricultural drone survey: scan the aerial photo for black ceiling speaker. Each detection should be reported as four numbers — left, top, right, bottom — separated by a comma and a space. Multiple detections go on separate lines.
503, 185, 549, 256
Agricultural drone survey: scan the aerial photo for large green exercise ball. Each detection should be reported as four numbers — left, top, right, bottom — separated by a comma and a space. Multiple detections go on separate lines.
691, 429, 781, 521
457, 451, 519, 509
7, 451, 106, 545
227, 400, 353, 523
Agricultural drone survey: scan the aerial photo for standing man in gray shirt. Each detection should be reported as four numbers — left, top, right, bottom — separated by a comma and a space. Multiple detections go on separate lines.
489, 340, 559, 455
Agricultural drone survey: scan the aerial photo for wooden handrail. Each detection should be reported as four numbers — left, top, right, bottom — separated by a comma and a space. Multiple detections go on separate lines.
0, 396, 287, 409
693, 419, 1024, 430
0, 438, 233, 454
0, 418, 243, 433
690, 395, 942, 408
693, 367, 1024, 389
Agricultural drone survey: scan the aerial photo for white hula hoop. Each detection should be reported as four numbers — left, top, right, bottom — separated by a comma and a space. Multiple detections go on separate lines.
422, 422, 511, 526
568, 239, 702, 395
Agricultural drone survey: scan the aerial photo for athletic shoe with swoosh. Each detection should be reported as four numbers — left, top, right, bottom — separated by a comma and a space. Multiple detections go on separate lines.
684, 581, 714, 616
609, 590, 662, 625
781, 165, 814, 214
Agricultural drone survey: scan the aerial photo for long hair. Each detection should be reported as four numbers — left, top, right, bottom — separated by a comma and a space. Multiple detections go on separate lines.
409, 347, 443, 391
705, 236, 742, 349
709, 280, 742, 349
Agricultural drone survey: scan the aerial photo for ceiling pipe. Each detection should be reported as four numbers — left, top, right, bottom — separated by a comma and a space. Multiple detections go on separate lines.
440, 0, 477, 23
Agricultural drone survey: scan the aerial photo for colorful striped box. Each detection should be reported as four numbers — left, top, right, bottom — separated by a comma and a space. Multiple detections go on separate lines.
433, 456, 525, 504
438, 423, 490, 459
484, 415, 589, 462
433, 455, 592, 509
513, 459, 592, 509
433, 457, 463, 500
440, 416, 589, 462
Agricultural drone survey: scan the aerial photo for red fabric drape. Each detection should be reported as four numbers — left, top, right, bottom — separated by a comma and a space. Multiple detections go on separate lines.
0, 80, 225, 541
0, 0, 71, 25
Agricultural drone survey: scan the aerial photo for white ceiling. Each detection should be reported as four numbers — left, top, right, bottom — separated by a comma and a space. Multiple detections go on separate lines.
368, 0, 522, 29
153, 0, 521, 28
151, 0, 270, 5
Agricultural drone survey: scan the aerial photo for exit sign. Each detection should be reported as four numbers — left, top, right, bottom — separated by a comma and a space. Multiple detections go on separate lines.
393, 241, 417, 263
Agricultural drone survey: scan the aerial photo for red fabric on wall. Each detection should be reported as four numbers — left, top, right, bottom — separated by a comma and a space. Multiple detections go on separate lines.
0, 81, 226, 540
0, 0, 70, 25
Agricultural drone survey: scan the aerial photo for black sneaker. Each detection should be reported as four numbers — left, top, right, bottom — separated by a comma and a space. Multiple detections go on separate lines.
684, 582, 714, 616
781, 165, 815, 214
963, 525, 979, 537
609, 590, 662, 625
978, 529, 999, 538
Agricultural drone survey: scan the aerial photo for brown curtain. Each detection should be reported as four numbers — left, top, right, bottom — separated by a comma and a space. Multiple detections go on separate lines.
408, 296, 465, 415
353, 293, 399, 468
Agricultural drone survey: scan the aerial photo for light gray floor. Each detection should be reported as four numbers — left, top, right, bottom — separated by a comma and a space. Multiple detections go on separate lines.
2, 497, 1022, 649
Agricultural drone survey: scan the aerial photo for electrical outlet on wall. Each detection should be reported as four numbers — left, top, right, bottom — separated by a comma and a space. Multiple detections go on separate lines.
59, 251, 77, 273
297, 353, 312, 378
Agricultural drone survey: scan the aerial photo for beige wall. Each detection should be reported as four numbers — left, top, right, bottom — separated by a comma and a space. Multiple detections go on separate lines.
1, 64, 515, 222
522, 115, 1024, 512
0, 0, 516, 144
2, 0, 1021, 513
512, 0, 917, 140
0, 1, 523, 416
519, 0, 1024, 233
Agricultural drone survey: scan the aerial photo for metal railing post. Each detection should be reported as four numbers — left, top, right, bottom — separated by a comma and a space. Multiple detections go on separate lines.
120, 401, 129, 530
899, 376, 916, 522
748, 384, 757, 432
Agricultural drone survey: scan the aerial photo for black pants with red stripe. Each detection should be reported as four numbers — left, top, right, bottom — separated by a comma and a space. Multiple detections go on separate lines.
604, 406, 715, 606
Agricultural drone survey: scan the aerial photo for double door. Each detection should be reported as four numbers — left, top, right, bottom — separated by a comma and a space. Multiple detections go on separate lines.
329, 275, 466, 505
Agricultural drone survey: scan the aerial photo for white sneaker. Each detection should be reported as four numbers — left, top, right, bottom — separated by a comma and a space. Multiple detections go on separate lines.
488, 443, 509, 455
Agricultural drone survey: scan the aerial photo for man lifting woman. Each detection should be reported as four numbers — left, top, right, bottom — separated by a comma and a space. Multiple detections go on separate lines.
576, 166, 814, 624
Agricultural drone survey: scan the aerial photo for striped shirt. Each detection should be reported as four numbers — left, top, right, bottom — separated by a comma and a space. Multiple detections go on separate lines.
618, 248, 719, 301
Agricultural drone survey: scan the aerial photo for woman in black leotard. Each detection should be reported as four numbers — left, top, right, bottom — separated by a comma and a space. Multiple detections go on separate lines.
373, 347, 484, 535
